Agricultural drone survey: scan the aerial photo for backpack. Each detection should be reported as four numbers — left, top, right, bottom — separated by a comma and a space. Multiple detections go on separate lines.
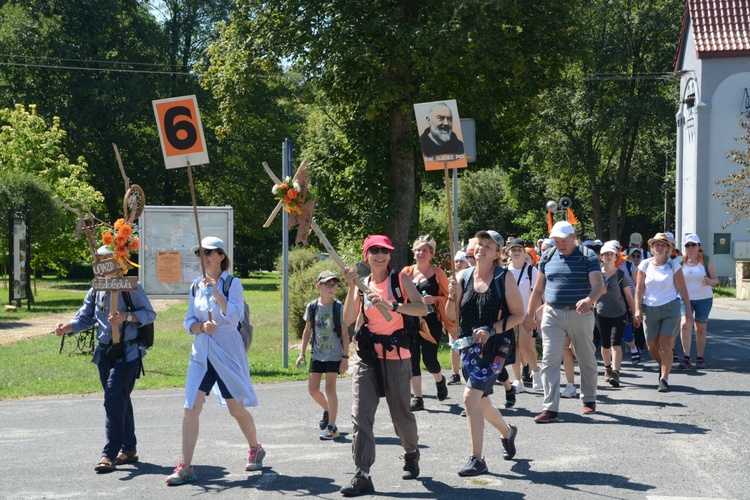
388, 270, 421, 340
538, 243, 588, 269
307, 299, 343, 349
123, 292, 154, 349
191, 275, 253, 351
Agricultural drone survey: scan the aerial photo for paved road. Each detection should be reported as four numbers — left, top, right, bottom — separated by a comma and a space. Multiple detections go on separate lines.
1, 302, 748, 499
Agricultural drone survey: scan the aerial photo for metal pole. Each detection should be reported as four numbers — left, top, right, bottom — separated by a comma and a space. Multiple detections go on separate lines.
282, 140, 292, 368
452, 168, 459, 248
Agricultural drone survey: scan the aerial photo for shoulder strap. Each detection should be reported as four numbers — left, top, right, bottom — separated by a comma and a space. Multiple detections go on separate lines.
492, 266, 510, 332
539, 247, 557, 268
461, 267, 476, 293
703, 254, 711, 278
515, 263, 527, 286
390, 269, 406, 303
122, 291, 134, 312
308, 299, 318, 348
527, 264, 534, 289
333, 301, 343, 339
222, 274, 234, 297
616, 269, 630, 311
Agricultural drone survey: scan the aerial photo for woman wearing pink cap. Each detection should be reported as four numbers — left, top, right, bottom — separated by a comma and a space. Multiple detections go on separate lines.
339, 235, 428, 496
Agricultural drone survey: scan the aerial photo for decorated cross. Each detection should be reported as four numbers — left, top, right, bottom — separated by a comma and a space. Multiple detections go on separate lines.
262, 161, 392, 320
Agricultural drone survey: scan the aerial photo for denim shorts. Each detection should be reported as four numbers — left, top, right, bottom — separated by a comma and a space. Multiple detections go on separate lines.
642, 300, 681, 340
680, 297, 713, 323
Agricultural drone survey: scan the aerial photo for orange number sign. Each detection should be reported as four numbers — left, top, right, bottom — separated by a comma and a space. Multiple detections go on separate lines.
153, 95, 210, 169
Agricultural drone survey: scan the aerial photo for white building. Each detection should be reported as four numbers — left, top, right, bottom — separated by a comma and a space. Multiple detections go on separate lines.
674, 0, 750, 279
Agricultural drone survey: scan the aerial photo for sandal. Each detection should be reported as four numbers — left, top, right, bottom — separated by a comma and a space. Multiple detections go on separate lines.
115, 450, 139, 465
95, 456, 116, 473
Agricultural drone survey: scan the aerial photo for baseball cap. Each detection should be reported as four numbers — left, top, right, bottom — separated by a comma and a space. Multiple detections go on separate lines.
600, 241, 619, 255
549, 221, 575, 239
317, 270, 340, 283
506, 238, 524, 250
475, 230, 505, 249
362, 234, 395, 260
542, 238, 555, 248
191, 236, 227, 254
454, 250, 470, 264
684, 234, 701, 246
629, 232, 643, 245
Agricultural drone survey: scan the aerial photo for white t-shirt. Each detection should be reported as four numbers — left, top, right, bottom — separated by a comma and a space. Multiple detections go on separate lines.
507, 262, 537, 310
638, 258, 682, 307
680, 260, 713, 301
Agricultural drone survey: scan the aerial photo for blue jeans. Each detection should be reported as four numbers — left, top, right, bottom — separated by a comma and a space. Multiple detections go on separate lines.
97, 354, 140, 459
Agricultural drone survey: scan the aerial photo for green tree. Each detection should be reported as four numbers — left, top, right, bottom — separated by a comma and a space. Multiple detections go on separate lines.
0, 104, 104, 273
714, 120, 750, 231
208, 0, 577, 269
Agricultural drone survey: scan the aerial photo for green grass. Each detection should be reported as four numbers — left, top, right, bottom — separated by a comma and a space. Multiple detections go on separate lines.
713, 285, 736, 298
0, 279, 89, 322
0, 272, 459, 399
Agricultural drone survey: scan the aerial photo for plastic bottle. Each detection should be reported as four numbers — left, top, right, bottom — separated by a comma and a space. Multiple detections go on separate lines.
421, 291, 434, 313
196, 283, 216, 312
451, 336, 473, 351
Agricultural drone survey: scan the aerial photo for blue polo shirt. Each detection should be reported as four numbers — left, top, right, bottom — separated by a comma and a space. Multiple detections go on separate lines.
539, 246, 600, 307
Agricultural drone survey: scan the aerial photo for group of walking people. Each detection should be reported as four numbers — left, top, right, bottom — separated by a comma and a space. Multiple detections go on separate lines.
56, 221, 717, 496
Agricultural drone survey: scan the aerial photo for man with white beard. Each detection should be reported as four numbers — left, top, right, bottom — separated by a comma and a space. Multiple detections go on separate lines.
419, 102, 465, 157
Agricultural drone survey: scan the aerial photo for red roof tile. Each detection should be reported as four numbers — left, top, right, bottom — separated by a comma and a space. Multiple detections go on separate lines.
674, 0, 750, 69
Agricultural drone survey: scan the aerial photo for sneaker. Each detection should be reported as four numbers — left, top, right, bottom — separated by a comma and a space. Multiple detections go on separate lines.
458, 455, 488, 477
696, 358, 707, 369
320, 424, 340, 440
504, 387, 516, 409
512, 379, 526, 394
658, 378, 669, 393
609, 370, 620, 388
402, 449, 420, 479
561, 383, 577, 398
631, 348, 641, 366
531, 369, 542, 390
341, 470, 374, 497
447, 373, 462, 385
678, 357, 693, 370
501, 425, 517, 460
166, 462, 197, 485
534, 410, 559, 424
460, 409, 467, 417
319, 410, 329, 430
581, 401, 596, 414
245, 443, 266, 471
436, 376, 448, 401
410, 397, 424, 411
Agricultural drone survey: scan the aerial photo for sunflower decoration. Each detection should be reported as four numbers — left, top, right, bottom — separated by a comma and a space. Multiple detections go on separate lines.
100, 218, 141, 274
272, 176, 303, 215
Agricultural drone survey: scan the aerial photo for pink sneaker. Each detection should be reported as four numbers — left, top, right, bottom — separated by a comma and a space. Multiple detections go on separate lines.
695, 358, 707, 369
246, 443, 266, 471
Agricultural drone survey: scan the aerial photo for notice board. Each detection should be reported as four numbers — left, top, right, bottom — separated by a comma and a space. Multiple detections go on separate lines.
139, 206, 233, 298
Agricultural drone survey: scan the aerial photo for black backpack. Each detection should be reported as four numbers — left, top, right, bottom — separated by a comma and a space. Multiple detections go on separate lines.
307, 299, 344, 349
388, 270, 421, 340
191, 275, 253, 351
123, 292, 154, 349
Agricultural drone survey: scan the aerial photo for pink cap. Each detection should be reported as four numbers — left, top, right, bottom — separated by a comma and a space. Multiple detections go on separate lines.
363, 235, 395, 260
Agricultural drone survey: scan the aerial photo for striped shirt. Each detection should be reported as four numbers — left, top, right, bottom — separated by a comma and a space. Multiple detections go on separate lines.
539, 246, 601, 307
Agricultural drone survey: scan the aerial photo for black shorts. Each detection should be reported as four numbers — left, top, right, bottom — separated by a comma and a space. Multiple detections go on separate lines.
310, 359, 342, 374
198, 359, 233, 399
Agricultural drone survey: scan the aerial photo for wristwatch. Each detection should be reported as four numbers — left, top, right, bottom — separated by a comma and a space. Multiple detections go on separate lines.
126, 313, 133, 322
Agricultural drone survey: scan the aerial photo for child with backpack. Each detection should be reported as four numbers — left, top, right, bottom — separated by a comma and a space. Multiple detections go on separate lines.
296, 270, 349, 440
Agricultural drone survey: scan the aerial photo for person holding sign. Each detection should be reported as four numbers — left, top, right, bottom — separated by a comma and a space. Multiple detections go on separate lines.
166, 237, 262, 485
55, 246, 156, 473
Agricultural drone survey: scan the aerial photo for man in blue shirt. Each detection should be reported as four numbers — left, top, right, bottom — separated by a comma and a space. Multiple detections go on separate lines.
527, 222, 605, 422
56, 246, 156, 472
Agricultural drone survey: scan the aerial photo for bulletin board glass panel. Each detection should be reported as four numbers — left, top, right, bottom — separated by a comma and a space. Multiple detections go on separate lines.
138, 206, 233, 298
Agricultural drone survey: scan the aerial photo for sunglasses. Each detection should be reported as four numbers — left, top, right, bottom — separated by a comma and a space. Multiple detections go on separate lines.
194, 248, 215, 257
321, 281, 339, 288
466, 255, 476, 260
369, 247, 391, 255
685, 243, 698, 248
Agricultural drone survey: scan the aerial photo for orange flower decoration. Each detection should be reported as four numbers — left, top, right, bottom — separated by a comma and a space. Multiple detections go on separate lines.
118, 224, 133, 238
114, 218, 125, 230
128, 238, 140, 250
102, 232, 114, 245
115, 245, 128, 257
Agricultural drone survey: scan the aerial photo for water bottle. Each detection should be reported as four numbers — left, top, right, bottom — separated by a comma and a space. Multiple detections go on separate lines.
451, 336, 473, 351
422, 291, 434, 314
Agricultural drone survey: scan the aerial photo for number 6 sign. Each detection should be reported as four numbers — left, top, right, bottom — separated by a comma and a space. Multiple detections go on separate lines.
153, 95, 210, 169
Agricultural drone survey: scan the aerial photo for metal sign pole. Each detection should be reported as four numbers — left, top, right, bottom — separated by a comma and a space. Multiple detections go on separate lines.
282, 139, 292, 368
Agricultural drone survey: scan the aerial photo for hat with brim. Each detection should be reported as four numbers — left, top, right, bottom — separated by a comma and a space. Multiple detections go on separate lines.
362, 235, 395, 260
475, 230, 505, 249
191, 236, 227, 254
684, 234, 701, 246
600, 241, 619, 255
647, 233, 673, 250
317, 270, 340, 284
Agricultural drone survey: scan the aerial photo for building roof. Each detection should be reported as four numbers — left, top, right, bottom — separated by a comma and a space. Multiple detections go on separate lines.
674, 0, 750, 69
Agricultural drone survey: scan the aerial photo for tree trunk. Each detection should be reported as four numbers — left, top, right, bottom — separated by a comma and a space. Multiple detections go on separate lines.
386, 104, 416, 271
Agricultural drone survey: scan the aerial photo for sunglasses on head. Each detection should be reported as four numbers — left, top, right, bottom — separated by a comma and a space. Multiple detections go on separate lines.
685, 242, 698, 247
194, 248, 214, 257
369, 247, 391, 255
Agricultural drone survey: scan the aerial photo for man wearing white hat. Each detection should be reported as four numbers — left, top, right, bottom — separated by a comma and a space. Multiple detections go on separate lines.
527, 221, 605, 422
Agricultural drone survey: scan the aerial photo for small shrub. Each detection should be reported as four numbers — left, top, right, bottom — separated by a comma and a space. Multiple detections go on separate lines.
275, 246, 324, 274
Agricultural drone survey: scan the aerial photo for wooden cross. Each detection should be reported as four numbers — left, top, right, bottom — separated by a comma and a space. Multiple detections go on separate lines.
262, 161, 392, 320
